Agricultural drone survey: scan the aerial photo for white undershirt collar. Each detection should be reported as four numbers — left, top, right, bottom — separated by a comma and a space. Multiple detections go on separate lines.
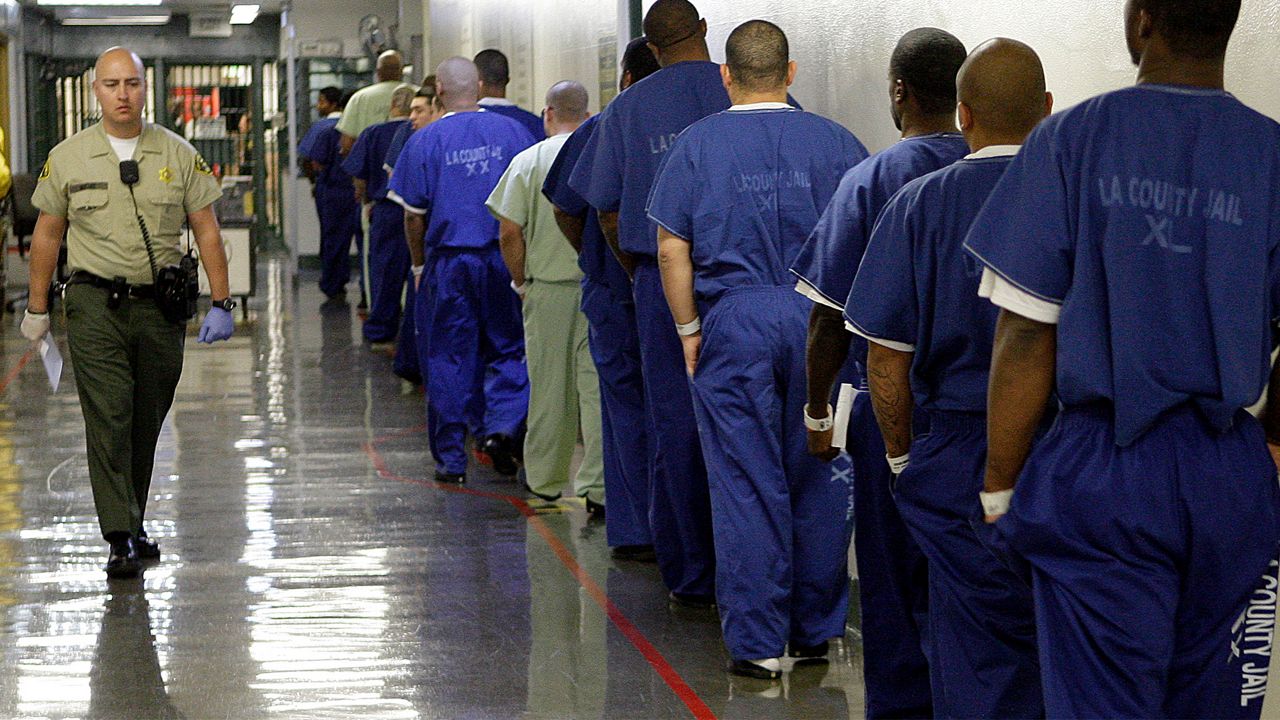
727, 102, 794, 112
478, 97, 516, 107
105, 131, 141, 162
965, 144, 1021, 160
325, 111, 342, 119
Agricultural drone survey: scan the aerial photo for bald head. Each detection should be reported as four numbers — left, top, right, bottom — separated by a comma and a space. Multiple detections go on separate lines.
95, 47, 144, 79
436, 57, 480, 110
643, 0, 702, 50
376, 50, 404, 82
93, 47, 146, 134
546, 81, 589, 121
957, 38, 1049, 139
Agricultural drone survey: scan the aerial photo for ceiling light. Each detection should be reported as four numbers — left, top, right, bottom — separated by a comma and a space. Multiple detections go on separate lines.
62, 15, 170, 25
230, 4, 259, 24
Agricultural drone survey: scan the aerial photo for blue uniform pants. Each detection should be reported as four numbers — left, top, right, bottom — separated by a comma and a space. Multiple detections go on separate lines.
631, 258, 715, 596
393, 272, 420, 383
316, 183, 362, 299
1000, 405, 1280, 718
415, 247, 528, 475
894, 411, 1040, 719
363, 200, 411, 342
582, 280, 652, 548
690, 287, 853, 660
847, 389, 934, 718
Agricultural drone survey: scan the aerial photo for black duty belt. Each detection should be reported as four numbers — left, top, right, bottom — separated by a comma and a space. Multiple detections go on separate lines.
66, 271, 156, 299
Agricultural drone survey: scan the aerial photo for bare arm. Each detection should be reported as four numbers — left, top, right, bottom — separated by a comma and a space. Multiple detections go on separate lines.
340, 133, 356, 156
497, 217, 527, 289
984, 310, 1057, 508
656, 228, 699, 375
26, 213, 67, 313
188, 205, 230, 300
867, 343, 914, 459
805, 303, 853, 461
405, 211, 426, 269
599, 211, 635, 280
352, 178, 367, 205
553, 206, 585, 254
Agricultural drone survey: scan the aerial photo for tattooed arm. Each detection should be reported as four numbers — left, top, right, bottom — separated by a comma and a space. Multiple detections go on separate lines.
984, 310, 1057, 509
866, 342, 914, 458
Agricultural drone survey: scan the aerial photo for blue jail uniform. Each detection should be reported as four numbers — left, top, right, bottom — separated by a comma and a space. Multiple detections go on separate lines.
845, 147, 1041, 718
543, 113, 652, 548
479, 98, 547, 142
964, 84, 1280, 718
388, 110, 536, 475
384, 121, 420, 382
789, 131, 968, 718
344, 118, 412, 342
299, 115, 364, 298
647, 104, 868, 660
568, 60, 732, 597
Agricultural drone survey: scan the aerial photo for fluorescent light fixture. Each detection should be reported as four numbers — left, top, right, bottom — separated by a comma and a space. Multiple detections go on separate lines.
62, 15, 170, 25
230, 4, 259, 24
40, 0, 162, 5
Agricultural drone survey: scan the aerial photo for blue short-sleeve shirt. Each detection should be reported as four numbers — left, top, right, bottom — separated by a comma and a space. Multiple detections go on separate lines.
846, 148, 1017, 412
647, 105, 867, 302
964, 85, 1280, 445
387, 110, 536, 250
298, 117, 353, 193
568, 61, 731, 259
383, 121, 414, 173
342, 118, 408, 202
479, 99, 547, 142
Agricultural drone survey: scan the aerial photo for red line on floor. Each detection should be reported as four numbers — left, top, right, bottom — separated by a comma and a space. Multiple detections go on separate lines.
0, 346, 37, 394
363, 428, 718, 720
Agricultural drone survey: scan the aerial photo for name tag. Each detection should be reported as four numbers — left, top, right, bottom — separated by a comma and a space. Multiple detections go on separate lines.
69, 182, 108, 194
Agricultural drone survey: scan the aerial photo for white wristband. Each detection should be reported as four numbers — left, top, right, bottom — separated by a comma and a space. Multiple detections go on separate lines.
675, 317, 701, 336
511, 280, 529, 297
979, 489, 1014, 516
887, 453, 910, 474
411, 264, 425, 278
803, 404, 834, 432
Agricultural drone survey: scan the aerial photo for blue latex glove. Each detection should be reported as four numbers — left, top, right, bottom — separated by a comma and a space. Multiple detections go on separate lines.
198, 307, 235, 344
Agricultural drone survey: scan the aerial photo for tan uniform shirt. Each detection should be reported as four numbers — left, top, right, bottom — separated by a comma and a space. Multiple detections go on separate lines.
33, 123, 223, 285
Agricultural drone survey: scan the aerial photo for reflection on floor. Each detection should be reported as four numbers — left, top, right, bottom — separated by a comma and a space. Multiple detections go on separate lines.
0, 259, 866, 719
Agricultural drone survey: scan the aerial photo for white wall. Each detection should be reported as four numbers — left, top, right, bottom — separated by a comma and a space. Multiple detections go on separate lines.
424, 0, 1280, 152
286, 0, 401, 59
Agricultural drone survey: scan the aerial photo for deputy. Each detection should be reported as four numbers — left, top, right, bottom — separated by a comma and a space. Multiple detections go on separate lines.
21, 47, 235, 580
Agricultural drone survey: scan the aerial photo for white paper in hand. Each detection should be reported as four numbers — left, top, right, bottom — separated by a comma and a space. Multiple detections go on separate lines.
39, 337, 63, 392
831, 383, 856, 450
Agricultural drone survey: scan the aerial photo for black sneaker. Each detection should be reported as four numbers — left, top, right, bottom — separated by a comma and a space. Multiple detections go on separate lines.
788, 640, 829, 663
584, 497, 605, 519
668, 591, 717, 610
434, 470, 465, 484
105, 540, 142, 580
610, 544, 657, 562
481, 434, 520, 476
132, 532, 161, 561
728, 658, 782, 680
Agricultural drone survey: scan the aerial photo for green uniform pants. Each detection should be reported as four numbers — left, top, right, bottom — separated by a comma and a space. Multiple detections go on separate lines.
522, 280, 604, 503
64, 283, 185, 540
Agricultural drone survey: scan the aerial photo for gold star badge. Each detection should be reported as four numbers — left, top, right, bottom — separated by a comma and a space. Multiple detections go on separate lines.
159, 166, 174, 184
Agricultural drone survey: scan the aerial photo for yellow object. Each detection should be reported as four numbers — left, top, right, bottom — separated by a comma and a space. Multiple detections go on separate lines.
0, 128, 12, 198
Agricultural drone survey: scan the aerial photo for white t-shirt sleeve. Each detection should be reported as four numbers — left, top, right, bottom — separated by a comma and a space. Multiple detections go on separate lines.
978, 268, 1061, 324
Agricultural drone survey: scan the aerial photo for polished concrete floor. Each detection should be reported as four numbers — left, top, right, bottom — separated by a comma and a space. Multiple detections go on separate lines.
0, 259, 867, 720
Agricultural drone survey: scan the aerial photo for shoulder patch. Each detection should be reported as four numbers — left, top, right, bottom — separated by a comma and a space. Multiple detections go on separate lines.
38, 161, 50, 181
194, 154, 213, 175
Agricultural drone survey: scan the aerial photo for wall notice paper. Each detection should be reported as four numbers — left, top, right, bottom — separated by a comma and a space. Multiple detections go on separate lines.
39, 337, 62, 392
831, 383, 856, 450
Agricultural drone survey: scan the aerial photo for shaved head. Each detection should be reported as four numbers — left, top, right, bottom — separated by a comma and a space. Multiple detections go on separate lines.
643, 0, 702, 49
725, 20, 789, 93
958, 38, 1048, 137
891, 28, 967, 116
436, 57, 480, 108
376, 50, 404, 82
389, 84, 415, 117
474, 49, 511, 86
546, 80, 589, 121
95, 46, 144, 79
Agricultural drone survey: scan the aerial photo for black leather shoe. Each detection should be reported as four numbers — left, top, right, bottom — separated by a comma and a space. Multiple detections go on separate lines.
584, 497, 605, 519
788, 640, 829, 662
611, 544, 657, 562
668, 591, 717, 610
728, 658, 782, 680
105, 540, 142, 580
434, 470, 465, 484
132, 532, 161, 560
481, 434, 519, 476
